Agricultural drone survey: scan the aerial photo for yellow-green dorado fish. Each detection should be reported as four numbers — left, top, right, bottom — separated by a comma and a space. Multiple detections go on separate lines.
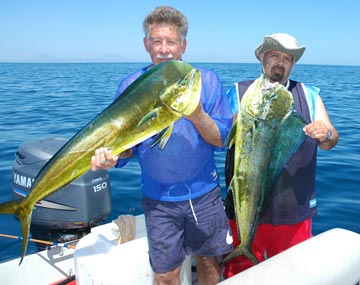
0, 60, 201, 264
223, 74, 307, 265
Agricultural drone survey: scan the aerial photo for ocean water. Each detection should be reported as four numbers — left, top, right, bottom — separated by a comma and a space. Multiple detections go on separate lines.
0, 62, 359, 263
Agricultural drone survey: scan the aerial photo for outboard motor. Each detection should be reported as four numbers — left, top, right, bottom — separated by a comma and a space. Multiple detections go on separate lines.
11, 137, 112, 247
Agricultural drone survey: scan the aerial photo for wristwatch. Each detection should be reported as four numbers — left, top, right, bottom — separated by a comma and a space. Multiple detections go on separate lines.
325, 129, 333, 143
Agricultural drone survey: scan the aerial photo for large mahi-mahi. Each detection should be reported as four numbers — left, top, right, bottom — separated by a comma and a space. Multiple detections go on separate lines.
223, 74, 307, 265
0, 60, 201, 264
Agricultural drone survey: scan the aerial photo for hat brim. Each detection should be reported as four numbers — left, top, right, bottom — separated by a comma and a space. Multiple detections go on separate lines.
255, 36, 305, 63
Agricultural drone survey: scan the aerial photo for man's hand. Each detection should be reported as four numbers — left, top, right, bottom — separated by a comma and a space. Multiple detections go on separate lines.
303, 120, 330, 143
91, 147, 119, 171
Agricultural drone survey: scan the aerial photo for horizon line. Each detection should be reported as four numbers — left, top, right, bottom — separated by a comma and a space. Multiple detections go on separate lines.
0, 61, 358, 67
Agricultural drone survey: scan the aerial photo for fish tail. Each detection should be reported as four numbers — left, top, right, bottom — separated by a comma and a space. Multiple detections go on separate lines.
243, 246, 259, 265
0, 199, 21, 215
222, 244, 259, 265
0, 199, 34, 265
222, 245, 245, 264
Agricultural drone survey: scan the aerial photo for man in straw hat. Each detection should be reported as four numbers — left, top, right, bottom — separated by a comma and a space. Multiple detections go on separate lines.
222, 33, 339, 278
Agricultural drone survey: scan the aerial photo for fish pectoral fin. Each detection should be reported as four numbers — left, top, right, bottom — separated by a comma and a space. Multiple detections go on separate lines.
137, 108, 160, 128
267, 111, 307, 189
228, 178, 235, 193
225, 121, 237, 147
151, 124, 174, 149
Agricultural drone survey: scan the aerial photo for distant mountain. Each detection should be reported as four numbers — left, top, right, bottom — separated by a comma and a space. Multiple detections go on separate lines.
0, 54, 147, 63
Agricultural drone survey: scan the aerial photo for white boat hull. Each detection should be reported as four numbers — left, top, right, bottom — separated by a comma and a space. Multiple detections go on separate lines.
1, 215, 360, 285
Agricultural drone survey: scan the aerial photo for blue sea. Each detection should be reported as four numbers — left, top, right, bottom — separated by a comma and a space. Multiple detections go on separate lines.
0, 62, 359, 263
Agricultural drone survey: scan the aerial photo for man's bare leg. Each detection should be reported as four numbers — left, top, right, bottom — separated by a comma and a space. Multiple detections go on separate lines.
195, 255, 221, 285
154, 265, 181, 285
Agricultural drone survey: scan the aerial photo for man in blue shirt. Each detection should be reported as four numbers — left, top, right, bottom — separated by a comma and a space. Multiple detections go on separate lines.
91, 6, 233, 285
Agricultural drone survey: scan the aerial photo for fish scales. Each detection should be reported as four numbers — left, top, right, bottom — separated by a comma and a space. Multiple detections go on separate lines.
223, 74, 307, 265
0, 60, 201, 264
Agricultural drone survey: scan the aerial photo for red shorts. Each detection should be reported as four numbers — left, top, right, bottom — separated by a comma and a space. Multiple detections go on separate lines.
223, 219, 312, 279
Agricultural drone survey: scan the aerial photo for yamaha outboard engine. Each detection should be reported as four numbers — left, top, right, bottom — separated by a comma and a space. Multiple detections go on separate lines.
11, 137, 112, 247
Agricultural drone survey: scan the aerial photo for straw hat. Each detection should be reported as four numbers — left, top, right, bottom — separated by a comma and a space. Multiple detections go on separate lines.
255, 33, 306, 63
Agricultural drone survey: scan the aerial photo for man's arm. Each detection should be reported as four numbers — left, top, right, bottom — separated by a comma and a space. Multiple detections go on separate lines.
185, 103, 223, 148
303, 96, 339, 150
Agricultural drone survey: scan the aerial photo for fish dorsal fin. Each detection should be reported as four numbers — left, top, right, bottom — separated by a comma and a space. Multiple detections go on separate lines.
266, 111, 307, 189
151, 124, 174, 149
137, 108, 160, 128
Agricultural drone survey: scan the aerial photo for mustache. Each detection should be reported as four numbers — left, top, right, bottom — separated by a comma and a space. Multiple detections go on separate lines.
156, 53, 174, 59
272, 65, 285, 72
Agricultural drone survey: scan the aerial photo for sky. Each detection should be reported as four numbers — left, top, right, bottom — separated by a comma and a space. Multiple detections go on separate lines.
0, 0, 359, 66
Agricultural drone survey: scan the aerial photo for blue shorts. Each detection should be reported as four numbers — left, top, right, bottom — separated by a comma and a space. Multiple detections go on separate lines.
142, 186, 233, 273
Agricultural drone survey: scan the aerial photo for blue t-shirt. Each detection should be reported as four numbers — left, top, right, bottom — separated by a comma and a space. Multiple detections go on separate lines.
115, 63, 232, 202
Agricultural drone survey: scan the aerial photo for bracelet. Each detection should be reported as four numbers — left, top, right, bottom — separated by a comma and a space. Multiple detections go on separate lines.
324, 130, 333, 143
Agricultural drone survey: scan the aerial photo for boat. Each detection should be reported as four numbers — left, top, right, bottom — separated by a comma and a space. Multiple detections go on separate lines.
0, 213, 360, 285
